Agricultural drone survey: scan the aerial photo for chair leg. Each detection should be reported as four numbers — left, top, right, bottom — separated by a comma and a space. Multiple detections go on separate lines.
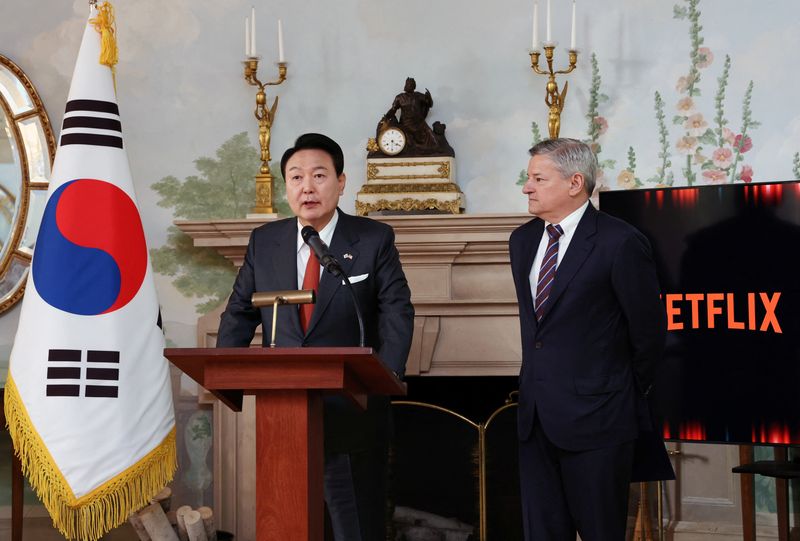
739, 445, 756, 541
775, 447, 789, 541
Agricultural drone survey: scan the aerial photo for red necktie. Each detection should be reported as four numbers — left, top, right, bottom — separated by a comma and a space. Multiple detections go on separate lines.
300, 249, 320, 333
534, 224, 563, 321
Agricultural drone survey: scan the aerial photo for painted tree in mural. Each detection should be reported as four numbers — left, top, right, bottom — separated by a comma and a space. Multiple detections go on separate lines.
151, 132, 291, 313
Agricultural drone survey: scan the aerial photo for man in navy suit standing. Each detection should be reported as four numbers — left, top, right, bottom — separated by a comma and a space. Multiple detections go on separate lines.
217, 133, 414, 541
509, 138, 667, 540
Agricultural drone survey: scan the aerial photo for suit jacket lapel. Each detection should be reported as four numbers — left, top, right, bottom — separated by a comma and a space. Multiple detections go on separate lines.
306, 212, 359, 335
272, 218, 303, 337
539, 204, 597, 322
517, 219, 544, 329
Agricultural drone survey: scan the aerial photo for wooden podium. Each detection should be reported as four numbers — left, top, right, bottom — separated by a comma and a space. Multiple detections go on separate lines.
164, 347, 406, 541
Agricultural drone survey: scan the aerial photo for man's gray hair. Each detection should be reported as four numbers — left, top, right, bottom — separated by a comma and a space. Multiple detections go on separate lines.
529, 138, 597, 196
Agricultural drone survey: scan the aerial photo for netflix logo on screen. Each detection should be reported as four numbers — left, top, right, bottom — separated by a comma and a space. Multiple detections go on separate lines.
601, 181, 800, 445
662, 292, 782, 333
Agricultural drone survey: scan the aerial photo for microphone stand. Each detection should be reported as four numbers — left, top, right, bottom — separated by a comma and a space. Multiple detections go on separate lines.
339, 273, 365, 348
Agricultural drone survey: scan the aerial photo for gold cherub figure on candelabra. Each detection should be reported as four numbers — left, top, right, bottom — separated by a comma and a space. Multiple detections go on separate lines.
530, 47, 578, 139
243, 58, 287, 214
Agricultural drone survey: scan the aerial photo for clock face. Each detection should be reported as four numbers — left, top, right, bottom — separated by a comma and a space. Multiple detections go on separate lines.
379, 128, 406, 156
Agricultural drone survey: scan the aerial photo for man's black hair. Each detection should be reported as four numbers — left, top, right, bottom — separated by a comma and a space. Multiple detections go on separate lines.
280, 133, 344, 178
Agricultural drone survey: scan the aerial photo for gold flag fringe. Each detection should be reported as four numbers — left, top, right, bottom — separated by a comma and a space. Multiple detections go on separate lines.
4, 375, 177, 541
90, 1, 119, 87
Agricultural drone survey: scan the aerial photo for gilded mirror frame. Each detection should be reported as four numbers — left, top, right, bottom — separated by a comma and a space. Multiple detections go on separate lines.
0, 54, 55, 313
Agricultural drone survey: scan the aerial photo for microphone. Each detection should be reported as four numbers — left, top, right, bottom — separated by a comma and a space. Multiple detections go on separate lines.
301, 225, 344, 277
300, 225, 365, 347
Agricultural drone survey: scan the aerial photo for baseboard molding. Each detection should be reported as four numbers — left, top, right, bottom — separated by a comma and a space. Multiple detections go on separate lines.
665, 519, 785, 540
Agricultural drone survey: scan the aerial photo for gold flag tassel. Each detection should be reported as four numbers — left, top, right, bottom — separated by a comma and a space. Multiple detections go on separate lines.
90, 1, 119, 87
4, 376, 177, 541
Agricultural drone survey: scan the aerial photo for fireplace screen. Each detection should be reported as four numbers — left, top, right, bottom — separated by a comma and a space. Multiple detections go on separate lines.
390, 395, 522, 541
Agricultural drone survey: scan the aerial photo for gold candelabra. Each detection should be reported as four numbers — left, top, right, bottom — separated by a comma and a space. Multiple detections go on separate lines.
243, 57, 287, 214
529, 46, 578, 139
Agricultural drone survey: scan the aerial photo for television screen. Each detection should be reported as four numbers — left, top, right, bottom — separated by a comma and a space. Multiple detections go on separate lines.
600, 181, 800, 445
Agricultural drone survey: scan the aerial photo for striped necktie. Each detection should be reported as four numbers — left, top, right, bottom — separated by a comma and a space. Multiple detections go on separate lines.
534, 224, 564, 321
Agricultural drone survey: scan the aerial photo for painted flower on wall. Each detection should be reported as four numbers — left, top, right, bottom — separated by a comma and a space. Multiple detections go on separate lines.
676, 97, 696, 114
659, 0, 760, 186
593, 116, 608, 135
702, 169, 727, 183
696, 47, 714, 68
734, 134, 753, 153
684, 113, 709, 137
722, 127, 736, 145
530, 0, 771, 194
711, 147, 733, 168
676, 74, 697, 93
739, 164, 754, 183
617, 169, 637, 190
676, 136, 698, 155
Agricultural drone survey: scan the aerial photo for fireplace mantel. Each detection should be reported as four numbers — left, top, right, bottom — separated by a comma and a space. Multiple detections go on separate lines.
177, 212, 530, 377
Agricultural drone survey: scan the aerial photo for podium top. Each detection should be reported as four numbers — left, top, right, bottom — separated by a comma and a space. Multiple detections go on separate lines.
165, 346, 407, 411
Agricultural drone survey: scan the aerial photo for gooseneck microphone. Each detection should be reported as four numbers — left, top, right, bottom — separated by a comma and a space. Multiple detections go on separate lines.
300, 225, 365, 347
301, 225, 343, 277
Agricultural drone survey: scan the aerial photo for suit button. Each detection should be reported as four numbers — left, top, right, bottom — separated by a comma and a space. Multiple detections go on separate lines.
534, 341, 542, 349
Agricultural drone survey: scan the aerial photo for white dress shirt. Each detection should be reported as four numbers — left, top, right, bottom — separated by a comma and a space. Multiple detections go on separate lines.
296, 210, 339, 287
528, 201, 589, 308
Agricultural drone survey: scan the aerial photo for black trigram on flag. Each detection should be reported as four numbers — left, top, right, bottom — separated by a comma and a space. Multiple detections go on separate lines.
60, 99, 123, 149
46, 349, 120, 398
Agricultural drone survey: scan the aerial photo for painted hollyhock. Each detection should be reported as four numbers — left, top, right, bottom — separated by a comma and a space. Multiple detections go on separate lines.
670, 0, 759, 185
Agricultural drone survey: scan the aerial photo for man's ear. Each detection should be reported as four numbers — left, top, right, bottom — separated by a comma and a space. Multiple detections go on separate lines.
338, 172, 347, 195
569, 173, 585, 196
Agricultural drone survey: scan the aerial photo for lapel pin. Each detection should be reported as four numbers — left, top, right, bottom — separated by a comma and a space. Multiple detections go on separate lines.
343, 253, 353, 259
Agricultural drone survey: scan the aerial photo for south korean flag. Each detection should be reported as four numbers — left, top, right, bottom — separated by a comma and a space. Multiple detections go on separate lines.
4, 3, 176, 540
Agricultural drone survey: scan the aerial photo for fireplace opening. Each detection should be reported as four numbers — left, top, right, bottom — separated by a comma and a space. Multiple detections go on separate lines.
389, 376, 522, 541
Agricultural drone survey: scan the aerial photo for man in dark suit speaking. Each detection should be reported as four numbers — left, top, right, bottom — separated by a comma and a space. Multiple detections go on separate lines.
509, 138, 666, 540
217, 133, 414, 541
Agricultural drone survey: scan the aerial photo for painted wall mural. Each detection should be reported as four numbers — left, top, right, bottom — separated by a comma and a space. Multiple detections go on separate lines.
2, 0, 799, 526
150, 132, 289, 314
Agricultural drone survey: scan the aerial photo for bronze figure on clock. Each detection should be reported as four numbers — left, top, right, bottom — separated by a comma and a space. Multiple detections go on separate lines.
369, 78, 454, 158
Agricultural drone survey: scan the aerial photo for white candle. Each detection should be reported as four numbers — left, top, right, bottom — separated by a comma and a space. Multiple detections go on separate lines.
251, 6, 256, 57
532, 2, 539, 49
245, 17, 250, 57
570, 0, 576, 50
278, 19, 285, 62
546, 0, 551, 42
